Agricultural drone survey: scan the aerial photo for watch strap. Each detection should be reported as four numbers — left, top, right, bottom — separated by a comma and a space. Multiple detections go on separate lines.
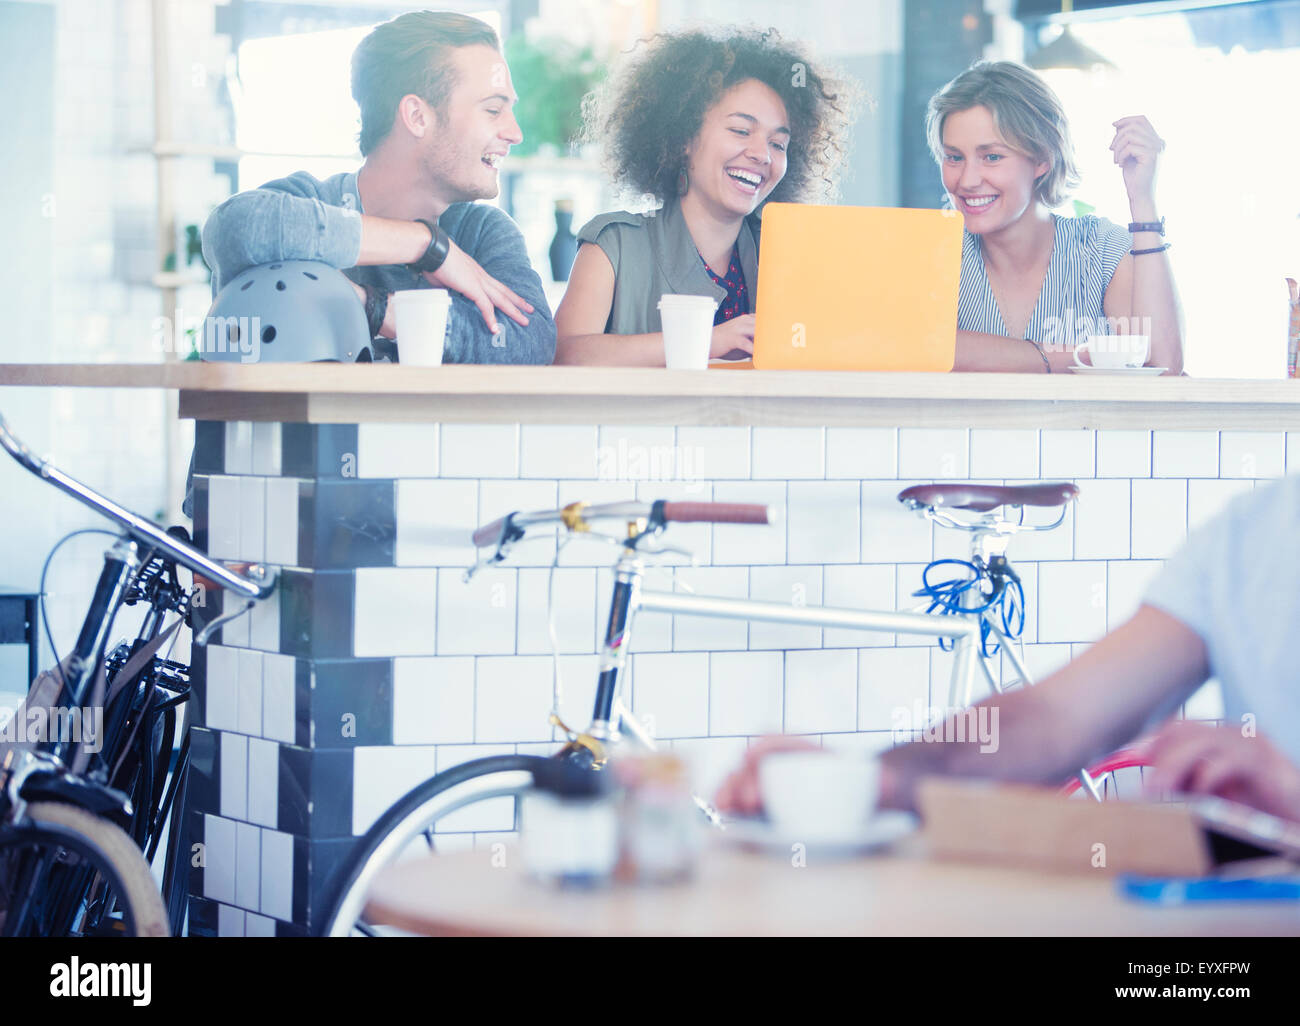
1128, 218, 1165, 235
410, 217, 450, 274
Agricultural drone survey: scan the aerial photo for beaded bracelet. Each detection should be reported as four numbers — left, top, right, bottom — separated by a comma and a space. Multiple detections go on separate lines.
1131, 243, 1171, 256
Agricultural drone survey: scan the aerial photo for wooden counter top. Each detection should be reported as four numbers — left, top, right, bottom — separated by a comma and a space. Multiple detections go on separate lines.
3, 362, 1298, 429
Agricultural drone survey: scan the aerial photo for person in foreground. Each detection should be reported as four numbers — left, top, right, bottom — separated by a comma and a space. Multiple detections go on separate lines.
201, 10, 553, 359
717, 472, 1300, 824
553, 28, 855, 365
932, 61, 1184, 374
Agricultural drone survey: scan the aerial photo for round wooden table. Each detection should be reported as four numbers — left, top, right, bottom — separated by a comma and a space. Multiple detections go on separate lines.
363, 837, 1300, 937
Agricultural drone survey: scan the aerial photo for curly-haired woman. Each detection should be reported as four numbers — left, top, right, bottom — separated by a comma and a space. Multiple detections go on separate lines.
554, 28, 855, 365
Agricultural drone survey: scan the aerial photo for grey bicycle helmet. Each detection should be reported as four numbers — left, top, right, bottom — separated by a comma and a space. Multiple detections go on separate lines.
201, 260, 373, 363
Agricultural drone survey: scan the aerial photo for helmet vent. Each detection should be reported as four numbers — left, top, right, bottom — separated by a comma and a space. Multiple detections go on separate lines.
303, 271, 318, 281
275, 280, 286, 291
240, 280, 254, 291
262, 325, 277, 344
269, 263, 282, 270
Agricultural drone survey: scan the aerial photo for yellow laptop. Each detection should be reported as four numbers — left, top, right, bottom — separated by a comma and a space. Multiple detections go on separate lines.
748, 203, 963, 372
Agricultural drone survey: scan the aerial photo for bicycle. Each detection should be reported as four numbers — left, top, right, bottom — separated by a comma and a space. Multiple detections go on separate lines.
320, 481, 1127, 936
0, 411, 277, 936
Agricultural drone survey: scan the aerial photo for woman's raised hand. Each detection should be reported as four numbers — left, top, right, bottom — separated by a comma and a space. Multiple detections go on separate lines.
1110, 115, 1165, 210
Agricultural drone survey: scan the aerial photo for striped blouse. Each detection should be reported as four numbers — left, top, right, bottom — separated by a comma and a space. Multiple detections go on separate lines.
957, 214, 1131, 347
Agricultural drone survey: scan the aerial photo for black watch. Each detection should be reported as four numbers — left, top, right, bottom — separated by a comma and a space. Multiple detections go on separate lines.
1127, 217, 1165, 235
362, 283, 388, 338
409, 217, 450, 274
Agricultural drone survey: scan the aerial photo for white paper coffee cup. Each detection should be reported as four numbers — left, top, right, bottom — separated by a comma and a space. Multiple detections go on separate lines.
659, 294, 717, 369
394, 288, 452, 366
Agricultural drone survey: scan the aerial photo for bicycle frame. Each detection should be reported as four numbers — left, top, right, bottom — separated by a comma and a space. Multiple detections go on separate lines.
580, 546, 990, 748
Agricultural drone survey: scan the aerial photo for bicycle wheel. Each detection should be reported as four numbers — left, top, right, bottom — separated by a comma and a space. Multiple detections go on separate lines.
319, 755, 570, 937
1061, 748, 1152, 801
0, 801, 169, 937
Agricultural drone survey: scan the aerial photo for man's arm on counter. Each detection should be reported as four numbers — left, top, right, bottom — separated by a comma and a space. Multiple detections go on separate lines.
878, 605, 1208, 810
200, 171, 439, 288
439, 204, 555, 365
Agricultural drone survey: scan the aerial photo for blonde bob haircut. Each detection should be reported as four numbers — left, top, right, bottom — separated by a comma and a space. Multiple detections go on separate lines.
926, 60, 1080, 208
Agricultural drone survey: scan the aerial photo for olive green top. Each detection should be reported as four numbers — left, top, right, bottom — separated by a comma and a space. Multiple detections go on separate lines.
576, 198, 762, 335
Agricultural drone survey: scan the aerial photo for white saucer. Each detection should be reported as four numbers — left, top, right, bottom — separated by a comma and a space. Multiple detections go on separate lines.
1068, 365, 1168, 376
718, 811, 918, 857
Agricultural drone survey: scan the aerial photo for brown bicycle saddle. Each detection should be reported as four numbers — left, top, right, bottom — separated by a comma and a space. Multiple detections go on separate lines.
897, 482, 1079, 513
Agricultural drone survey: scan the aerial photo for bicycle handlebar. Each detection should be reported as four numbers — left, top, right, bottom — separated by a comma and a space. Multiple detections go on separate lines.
472, 499, 772, 548
0, 411, 276, 602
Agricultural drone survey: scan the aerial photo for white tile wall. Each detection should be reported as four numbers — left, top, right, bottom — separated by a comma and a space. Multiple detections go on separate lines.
1040, 429, 1095, 479
219, 732, 247, 820
712, 482, 787, 565
826, 428, 897, 479
787, 481, 860, 564
822, 564, 896, 647
1219, 432, 1285, 479
441, 424, 519, 478
631, 653, 710, 739
516, 568, 596, 654
261, 653, 295, 745
1096, 430, 1151, 478
474, 656, 555, 743
392, 656, 475, 744
260, 829, 293, 921
395, 480, 476, 567
247, 738, 279, 829
708, 652, 784, 736
785, 649, 857, 734
970, 429, 1039, 480
861, 481, 931, 564
1073, 478, 1130, 560
898, 428, 969, 479
358, 423, 439, 478
1037, 561, 1108, 644
1153, 431, 1219, 478
748, 566, 822, 650
752, 427, 825, 479
436, 568, 515, 655
672, 567, 748, 651
354, 568, 438, 656
1187, 479, 1254, 533
264, 478, 300, 567
520, 425, 598, 479
1131, 479, 1188, 559
203, 814, 237, 905
677, 426, 751, 479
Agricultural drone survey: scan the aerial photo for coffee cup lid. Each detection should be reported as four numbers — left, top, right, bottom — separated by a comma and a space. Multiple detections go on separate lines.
659, 293, 717, 310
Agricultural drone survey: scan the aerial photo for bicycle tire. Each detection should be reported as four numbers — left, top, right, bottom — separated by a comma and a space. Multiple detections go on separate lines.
0, 801, 169, 937
1062, 749, 1151, 800
319, 755, 563, 937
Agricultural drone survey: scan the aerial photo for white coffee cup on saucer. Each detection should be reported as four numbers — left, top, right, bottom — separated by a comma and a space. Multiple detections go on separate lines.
394, 288, 452, 366
659, 294, 717, 369
759, 752, 881, 841
1073, 334, 1150, 370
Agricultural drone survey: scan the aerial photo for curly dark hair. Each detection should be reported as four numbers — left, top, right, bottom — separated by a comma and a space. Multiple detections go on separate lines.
582, 27, 859, 207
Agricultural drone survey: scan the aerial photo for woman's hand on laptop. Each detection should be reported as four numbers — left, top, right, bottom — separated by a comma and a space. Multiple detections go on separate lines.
710, 313, 756, 361
1144, 721, 1300, 823
714, 734, 821, 816
423, 240, 534, 334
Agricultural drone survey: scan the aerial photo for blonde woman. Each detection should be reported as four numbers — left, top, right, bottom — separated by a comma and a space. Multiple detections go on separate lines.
930, 61, 1184, 373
